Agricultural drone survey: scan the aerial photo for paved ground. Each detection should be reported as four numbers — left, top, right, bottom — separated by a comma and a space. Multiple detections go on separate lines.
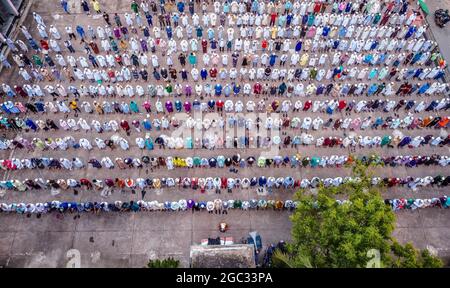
0, 0, 450, 267
425, 0, 450, 74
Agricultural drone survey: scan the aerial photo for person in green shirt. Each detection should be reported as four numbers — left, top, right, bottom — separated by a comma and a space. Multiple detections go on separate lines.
131, 1, 139, 14
188, 53, 197, 66
193, 156, 201, 167
310, 68, 317, 80
130, 101, 139, 113
165, 84, 173, 94
381, 135, 392, 147
301, 157, 310, 167
110, 38, 118, 53
32, 55, 43, 67
373, 13, 381, 25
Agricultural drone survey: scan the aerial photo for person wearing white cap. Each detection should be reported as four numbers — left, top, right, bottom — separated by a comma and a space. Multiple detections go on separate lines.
79, 138, 92, 150
33, 12, 46, 27
101, 157, 114, 169
49, 25, 61, 40
94, 138, 106, 149
118, 138, 129, 150
60, 158, 73, 170
72, 158, 84, 169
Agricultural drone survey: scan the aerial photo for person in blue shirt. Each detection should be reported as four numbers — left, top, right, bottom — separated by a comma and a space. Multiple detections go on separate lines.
367, 84, 378, 96
172, 13, 179, 26
188, 1, 194, 14
200, 68, 208, 80
166, 26, 172, 39
145, 137, 154, 150
338, 26, 346, 38
207, 29, 214, 40
410, 52, 422, 65
405, 26, 417, 39
196, 26, 203, 38
298, 14, 306, 25
175, 100, 182, 111
376, 53, 387, 65
332, 39, 340, 49
177, 1, 185, 13
214, 84, 222, 96
413, 68, 423, 78
223, 2, 230, 13
418, 82, 430, 94
295, 40, 302, 52
76, 25, 85, 39
285, 1, 292, 11
316, 85, 325, 95
25, 118, 38, 131
434, 70, 445, 80
363, 54, 373, 64
180, 69, 188, 81
286, 14, 293, 26
322, 26, 330, 37
233, 83, 241, 96
370, 40, 379, 50
61, 0, 70, 14
269, 54, 277, 66
210, 39, 217, 50
35, 101, 45, 112
145, 12, 153, 26
142, 118, 152, 130
207, 99, 215, 110
251, 0, 258, 13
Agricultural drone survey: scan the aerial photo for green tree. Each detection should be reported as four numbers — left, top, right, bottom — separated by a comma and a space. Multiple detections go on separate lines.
146, 257, 180, 268
274, 164, 443, 268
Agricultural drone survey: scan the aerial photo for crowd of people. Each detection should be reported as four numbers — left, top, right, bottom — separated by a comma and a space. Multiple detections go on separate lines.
1, 174, 449, 192
2, 96, 450, 115
0, 0, 449, 213
1, 132, 449, 151
1, 154, 449, 171
2, 113, 449, 133
1, 196, 450, 215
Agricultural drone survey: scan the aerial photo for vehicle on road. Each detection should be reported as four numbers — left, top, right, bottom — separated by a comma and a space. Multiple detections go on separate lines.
435, 9, 450, 28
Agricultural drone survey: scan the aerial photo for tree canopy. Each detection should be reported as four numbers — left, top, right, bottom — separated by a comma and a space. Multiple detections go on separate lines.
146, 257, 180, 268
274, 164, 443, 268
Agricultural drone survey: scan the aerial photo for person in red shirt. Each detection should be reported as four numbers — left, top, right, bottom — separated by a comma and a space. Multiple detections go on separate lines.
107, 69, 116, 82
313, 2, 321, 13
270, 12, 277, 26
191, 178, 198, 189
14, 85, 27, 97
303, 100, 312, 111
114, 54, 123, 66
120, 120, 130, 133
209, 67, 217, 80
40, 39, 49, 50
338, 100, 347, 111
89, 41, 100, 54
221, 177, 227, 189
261, 39, 268, 51
80, 178, 93, 189
216, 100, 224, 112
115, 178, 125, 188
201, 39, 208, 53
253, 82, 262, 94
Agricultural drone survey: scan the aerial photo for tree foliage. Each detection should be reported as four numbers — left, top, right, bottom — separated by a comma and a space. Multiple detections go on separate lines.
146, 257, 180, 268
274, 163, 443, 268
